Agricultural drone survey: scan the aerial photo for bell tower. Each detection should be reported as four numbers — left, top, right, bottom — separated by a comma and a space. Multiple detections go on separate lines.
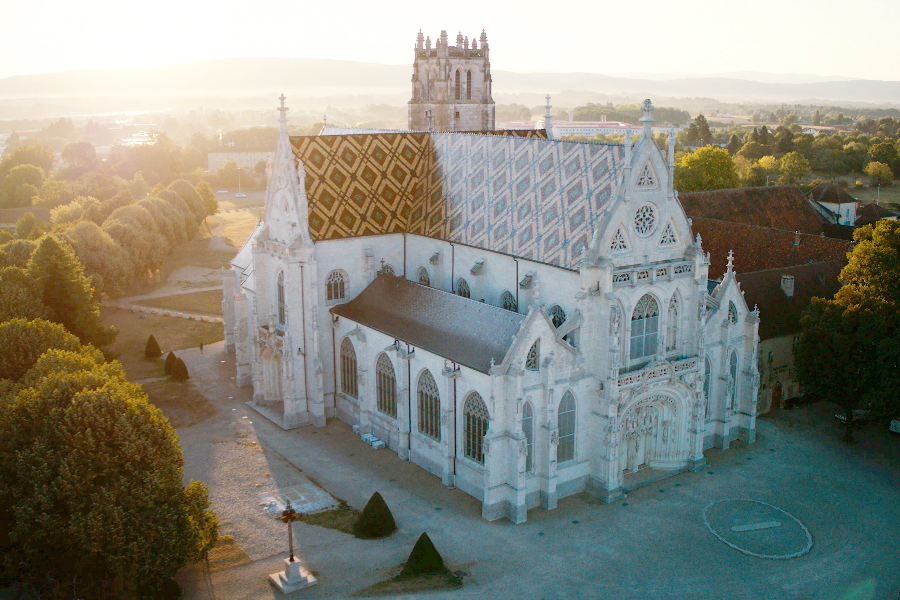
408, 29, 495, 132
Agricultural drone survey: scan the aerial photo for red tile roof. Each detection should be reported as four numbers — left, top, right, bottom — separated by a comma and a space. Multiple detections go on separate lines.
692, 217, 851, 279
679, 186, 825, 234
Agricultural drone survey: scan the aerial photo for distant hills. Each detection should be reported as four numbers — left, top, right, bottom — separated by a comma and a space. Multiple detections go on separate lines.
0, 57, 897, 111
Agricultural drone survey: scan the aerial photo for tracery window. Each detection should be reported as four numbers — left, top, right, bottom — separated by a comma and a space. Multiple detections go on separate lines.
501, 290, 517, 312
327, 270, 346, 301
660, 223, 677, 246
417, 369, 440, 440
276, 271, 287, 331
634, 204, 656, 237
418, 266, 430, 287
456, 277, 470, 298
526, 340, 540, 371
463, 392, 489, 464
557, 391, 576, 463
630, 294, 659, 361
728, 301, 738, 324
340, 338, 357, 399
704, 356, 712, 420
376, 353, 397, 418
666, 297, 678, 352
455, 69, 461, 100
636, 163, 657, 188
466, 70, 472, 100
381, 263, 395, 276
549, 305, 566, 329
610, 228, 628, 252
522, 401, 534, 472
728, 351, 738, 409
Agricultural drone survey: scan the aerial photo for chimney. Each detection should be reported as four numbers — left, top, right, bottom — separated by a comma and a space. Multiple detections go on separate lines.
793, 230, 801, 246
781, 274, 795, 298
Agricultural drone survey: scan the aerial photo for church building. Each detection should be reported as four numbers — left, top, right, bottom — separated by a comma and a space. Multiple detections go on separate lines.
223, 92, 760, 523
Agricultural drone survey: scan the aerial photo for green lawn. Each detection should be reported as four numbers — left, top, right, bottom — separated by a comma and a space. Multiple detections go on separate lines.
139, 290, 224, 316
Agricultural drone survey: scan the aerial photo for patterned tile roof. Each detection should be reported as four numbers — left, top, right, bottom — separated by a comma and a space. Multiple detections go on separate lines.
331, 274, 525, 373
736, 260, 845, 340
855, 202, 898, 227
291, 131, 622, 269
679, 186, 826, 234
691, 217, 851, 279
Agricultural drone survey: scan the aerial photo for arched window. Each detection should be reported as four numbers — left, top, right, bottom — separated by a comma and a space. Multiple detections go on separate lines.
557, 391, 576, 463
340, 338, 357, 399
728, 301, 738, 324
376, 353, 397, 418
381, 263, 395, 276
549, 305, 566, 328
526, 340, 540, 371
276, 271, 287, 330
522, 401, 534, 472
327, 270, 346, 301
456, 277, 470, 298
630, 294, 659, 361
466, 70, 472, 100
463, 392, 489, 464
417, 370, 440, 440
704, 356, 712, 420
418, 266, 430, 287
501, 290, 517, 312
728, 351, 738, 410
666, 296, 678, 352
455, 69, 461, 100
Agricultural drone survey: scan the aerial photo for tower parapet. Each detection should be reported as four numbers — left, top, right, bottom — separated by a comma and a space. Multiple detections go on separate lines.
409, 29, 495, 132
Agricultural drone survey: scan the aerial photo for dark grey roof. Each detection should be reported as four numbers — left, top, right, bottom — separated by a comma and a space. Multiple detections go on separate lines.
332, 275, 526, 374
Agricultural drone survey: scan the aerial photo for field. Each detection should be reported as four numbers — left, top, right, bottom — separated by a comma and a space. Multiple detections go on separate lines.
139, 290, 224, 315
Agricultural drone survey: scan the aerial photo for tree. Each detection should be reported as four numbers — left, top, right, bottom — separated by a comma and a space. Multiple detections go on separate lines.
145, 334, 162, 358
61, 141, 100, 173
0, 349, 217, 596
736, 141, 767, 162
0, 164, 46, 208
694, 114, 712, 146
778, 152, 811, 184
0, 145, 55, 181
674, 146, 740, 192
15, 212, 45, 239
0, 268, 50, 323
352, 492, 397, 539
726, 134, 742, 155
759, 125, 770, 146
195, 181, 218, 216
62, 220, 133, 297
0, 238, 37, 268
32, 179, 76, 208
26, 235, 116, 347
865, 161, 893, 187
170, 357, 190, 381
0, 318, 81, 384
813, 110, 821, 126
168, 179, 206, 222
165, 350, 177, 375
868, 141, 900, 176
400, 532, 446, 576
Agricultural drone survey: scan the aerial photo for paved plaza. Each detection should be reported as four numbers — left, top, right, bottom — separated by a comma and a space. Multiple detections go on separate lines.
176, 343, 900, 599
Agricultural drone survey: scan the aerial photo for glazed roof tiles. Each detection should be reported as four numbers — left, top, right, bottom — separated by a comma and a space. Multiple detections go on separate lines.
691, 217, 851, 279
331, 274, 525, 373
291, 130, 621, 269
679, 186, 826, 234
736, 260, 845, 340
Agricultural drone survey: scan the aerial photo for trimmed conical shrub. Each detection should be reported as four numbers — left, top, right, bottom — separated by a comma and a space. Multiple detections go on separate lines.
145, 334, 162, 358
352, 492, 397, 539
171, 357, 189, 381
164, 351, 177, 375
400, 532, 445, 576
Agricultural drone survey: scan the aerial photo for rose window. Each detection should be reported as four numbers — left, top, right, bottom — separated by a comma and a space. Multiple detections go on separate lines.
634, 204, 656, 237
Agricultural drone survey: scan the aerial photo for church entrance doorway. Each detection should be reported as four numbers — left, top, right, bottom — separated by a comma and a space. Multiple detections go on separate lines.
771, 382, 782, 410
260, 347, 283, 406
621, 405, 660, 473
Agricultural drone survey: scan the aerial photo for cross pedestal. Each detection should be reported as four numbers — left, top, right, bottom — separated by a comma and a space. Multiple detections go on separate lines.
268, 558, 317, 593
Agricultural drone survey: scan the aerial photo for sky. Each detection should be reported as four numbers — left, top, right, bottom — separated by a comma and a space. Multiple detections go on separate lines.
3, 0, 899, 81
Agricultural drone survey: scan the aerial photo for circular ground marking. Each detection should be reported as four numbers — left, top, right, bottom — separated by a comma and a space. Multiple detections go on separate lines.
703, 499, 812, 559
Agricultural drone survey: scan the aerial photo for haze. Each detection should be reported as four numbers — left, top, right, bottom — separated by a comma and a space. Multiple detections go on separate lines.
4, 0, 899, 81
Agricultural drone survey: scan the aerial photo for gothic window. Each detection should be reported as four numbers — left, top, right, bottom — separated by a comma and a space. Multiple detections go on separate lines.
704, 356, 712, 420
666, 297, 678, 352
376, 353, 397, 418
456, 277, 470, 298
522, 401, 534, 472
417, 369, 440, 441
634, 204, 657, 237
340, 338, 358, 399
455, 69, 461, 100
501, 290, 517, 312
466, 70, 472, 100
549, 305, 566, 329
381, 263, 395, 276
327, 270, 346, 301
526, 340, 540, 371
630, 294, 659, 361
728, 301, 738, 324
728, 351, 738, 409
557, 391, 576, 463
418, 266, 430, 287
636, 163, 657, 188
610, 228, 628, 252
660, 223, 677, 246
276, 271, 287, 331
463, 392, 489, 464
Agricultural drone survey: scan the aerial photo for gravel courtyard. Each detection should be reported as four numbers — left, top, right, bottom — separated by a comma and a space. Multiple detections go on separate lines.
174, 343, 900, 600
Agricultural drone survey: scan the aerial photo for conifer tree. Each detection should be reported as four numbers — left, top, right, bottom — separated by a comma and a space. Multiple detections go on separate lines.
145, 334, 162, 358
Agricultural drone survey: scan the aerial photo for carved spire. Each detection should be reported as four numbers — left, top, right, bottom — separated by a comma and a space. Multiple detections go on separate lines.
277, 94, 289, 128
640, 98, 655, 140
726, 249, 734, 274
543, 94, 553, 138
